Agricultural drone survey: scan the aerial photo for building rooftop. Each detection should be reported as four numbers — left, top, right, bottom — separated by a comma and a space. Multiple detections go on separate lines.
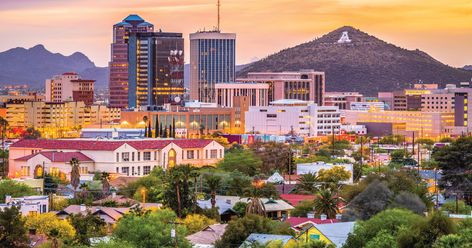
10, 139, 215, 151
123, 14, 144, 22
242, 233, 293, 247
270, 99, 310, 105
186, 224, 228, 246
15, 151, 94, 162
286, 217, 339, 228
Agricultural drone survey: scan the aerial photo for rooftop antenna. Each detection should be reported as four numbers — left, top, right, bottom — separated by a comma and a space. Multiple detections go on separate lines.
217, 0, 221, 31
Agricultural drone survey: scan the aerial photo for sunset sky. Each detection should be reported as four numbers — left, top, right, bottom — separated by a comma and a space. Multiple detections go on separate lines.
0, 0, 471, 67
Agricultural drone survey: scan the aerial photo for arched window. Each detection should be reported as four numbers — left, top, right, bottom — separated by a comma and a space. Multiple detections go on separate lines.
168, 149, 176, 168
34, 165, 43, 179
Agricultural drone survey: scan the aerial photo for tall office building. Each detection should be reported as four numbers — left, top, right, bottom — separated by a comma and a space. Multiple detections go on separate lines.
128, 32, 184, 108
108, 15, 154, 108
189, 31, 236, 103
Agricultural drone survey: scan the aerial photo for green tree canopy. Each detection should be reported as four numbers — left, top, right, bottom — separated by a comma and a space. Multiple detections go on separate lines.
0, 206, 28, 248
0, 180, 36, 203
113, 208, 191, 248
218, 149, 262, 176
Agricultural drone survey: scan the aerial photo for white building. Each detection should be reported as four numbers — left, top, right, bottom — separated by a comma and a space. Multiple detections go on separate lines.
340, 125, 367, 135
245, 99, 340, 137
0, 195, 49, 216
215, 82, 270, 107
9, 139, 225, 179
297, 162, 353, 183
349, 102, 385, 111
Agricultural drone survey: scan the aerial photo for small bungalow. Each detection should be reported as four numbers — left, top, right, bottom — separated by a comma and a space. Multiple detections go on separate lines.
186, 223, 228, 248
296, 222, 355, 247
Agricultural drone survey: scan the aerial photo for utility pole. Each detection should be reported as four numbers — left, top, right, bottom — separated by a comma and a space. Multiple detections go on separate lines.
412, 131, 415, 155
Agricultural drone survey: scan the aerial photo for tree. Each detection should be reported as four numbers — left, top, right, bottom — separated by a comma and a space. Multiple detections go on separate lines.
363, 230, 397, 248
344, 180, 393, 220
0, 206, 28, 248
25, 212, 75, 241
70, 157, 80, 192
215, 214, 293, 248
313, 189, 342, 219
172, 118, 176, 138
433, 228, 472, 248
23, 127, 41, 139
226, 171, 252, 196
0, 117, 7, 177
0, 180, 35, 203
121, 168, 165, 203
113, 208, 191, 248
397, 211, 456, 248
391, 191, 426, 215
291, 200, 315, 217
294, 173, 319, 194
159, 123, 163, 138
433, 137, 472, 200
233, 201, 248, 217
249, 142, 292, 175
204, 174, 222, 209
343, 208, 422, 248
154, 118, 159, 138
162, 165, 198, 218
68, 212, 106, 245
317, 166, 351, 187
101, 172, 110, 194
441, 200, 472, 214
218, 149, 262, 176
181, 213, 217, 234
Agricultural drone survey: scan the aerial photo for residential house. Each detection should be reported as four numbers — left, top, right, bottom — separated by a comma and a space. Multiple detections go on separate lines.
0, 195, 49, 216
296, 222, 355, 247
186, 223, 228, 248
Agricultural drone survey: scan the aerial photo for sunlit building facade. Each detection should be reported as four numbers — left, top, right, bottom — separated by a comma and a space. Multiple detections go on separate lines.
190, 31, 236, 102
108, 15, 154, 108
45, 72, 94, 105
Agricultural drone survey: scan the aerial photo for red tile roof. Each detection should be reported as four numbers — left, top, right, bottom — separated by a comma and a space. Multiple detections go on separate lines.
10, 139, 215, 151
15, 151, 94, 162
280, 194, 316, 207
286, 217, 339, 228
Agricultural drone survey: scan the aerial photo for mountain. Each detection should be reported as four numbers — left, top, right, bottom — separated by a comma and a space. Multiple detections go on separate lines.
0, 45, 108, 89
464, 65, 472, 71
238, 26, 472, 95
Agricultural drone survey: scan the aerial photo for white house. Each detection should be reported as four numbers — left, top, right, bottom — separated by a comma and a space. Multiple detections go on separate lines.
9, 139, 225, 179
0, 195, 49, 216
245, 99, 340, 137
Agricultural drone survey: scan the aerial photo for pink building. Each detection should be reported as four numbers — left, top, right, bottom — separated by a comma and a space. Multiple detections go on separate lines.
215, 82, 269, 107
324, 92, 364, 110
45, 72, 94, 105
236, 70, 325, 106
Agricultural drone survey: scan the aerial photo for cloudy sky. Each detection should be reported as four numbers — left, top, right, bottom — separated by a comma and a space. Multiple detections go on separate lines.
0, 0, 471, 67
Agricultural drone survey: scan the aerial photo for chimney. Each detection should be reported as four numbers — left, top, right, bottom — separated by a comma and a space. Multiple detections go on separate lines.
307, 212, 315, 219
335, 214, 342, 220
5, 195, 11, 203
320, 214, 327, 221
80, 204, 86, 212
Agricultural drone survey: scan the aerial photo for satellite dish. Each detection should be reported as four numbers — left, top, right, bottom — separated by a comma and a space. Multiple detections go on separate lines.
174, 96, 181, 103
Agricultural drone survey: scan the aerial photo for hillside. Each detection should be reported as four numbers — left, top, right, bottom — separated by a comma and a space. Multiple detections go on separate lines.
237, 26, 472, 95
0, 45, 108, 89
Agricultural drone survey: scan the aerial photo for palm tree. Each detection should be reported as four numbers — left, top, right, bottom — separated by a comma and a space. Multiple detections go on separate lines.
295, 173, 319, 194
313, 189, 343, 219
70, 158, 80, 193
245, 178, 266, 216
204, 174, 222, 209
101, 172, 110, 193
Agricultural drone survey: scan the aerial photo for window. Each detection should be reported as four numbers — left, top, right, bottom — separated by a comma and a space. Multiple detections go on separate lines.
187, 150, 195, 159
79, 166, 88, 175
28, 211, 38, 216
143, 166, 151, 175
267, 114, 277, 118
116, 153, 119, 162
21, 166, 30, 176
132, 152, 135, 161
50, 167, 59, 177
122, 152, 130, 161
122, 167, 129, 176
210, 149, 218, 159
143, 152, 151, 161
137, 152, 140, 161
219, 149, 222, 158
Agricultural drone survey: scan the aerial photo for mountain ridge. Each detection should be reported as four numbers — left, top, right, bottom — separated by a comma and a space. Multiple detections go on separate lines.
0, 45, 108, 89
237, 26, 472, 95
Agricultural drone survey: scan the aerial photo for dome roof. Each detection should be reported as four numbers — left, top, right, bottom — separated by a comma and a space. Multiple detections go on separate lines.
123, 14, 144, 22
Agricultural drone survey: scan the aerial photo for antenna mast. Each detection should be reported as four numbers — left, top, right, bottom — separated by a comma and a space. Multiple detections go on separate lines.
217, 0, 221, 31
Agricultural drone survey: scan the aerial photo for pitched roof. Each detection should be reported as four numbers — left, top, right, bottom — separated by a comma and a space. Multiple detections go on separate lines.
109, 176, 140, 189
15, 151, 94, 162
10, 139, 216, 151
186, 224, 228, 245
242, 233, 293, 247
312, 222, 355, 247
197, 195, 294, 215
58, 205, 130, 223
286, 217, 339, 228
280, 194, 316, 207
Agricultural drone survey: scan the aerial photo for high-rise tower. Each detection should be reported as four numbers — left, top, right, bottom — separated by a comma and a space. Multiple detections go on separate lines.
108, 15, 153, 108
189, 0, 236, 103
